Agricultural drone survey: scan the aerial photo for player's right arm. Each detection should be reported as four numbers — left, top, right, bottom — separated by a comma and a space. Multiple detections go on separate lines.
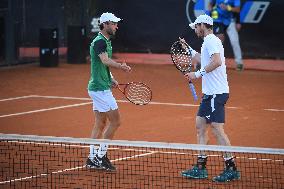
94, 39, 131, 72
99, 53, 131, 72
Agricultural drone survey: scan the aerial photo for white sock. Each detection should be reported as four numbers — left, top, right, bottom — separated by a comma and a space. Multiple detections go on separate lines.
97, 144, 108, 158
89, 145, 96, 160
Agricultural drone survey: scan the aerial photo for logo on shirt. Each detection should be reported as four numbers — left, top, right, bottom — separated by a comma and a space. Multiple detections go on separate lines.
185, 0, 270, 24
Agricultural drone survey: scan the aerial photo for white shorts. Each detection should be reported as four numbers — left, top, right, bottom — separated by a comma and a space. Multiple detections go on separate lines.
88, 90, 118, 112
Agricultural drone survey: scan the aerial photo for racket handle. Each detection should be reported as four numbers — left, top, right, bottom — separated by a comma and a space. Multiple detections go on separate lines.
188, 82, 198, 101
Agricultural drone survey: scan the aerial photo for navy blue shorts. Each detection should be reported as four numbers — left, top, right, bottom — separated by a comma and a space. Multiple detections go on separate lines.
197, 93, 229, 124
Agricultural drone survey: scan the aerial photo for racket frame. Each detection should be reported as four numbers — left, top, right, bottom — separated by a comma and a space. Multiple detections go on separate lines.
170, 40, 198, 101
117, 82, 152, 105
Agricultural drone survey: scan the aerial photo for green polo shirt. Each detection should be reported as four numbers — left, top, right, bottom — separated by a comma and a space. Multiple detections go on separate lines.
88, 33, 113, 91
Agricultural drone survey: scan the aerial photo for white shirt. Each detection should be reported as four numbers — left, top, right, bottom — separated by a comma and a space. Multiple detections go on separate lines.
200, 34, 229, 95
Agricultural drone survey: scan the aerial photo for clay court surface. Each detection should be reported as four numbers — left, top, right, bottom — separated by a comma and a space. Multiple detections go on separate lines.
0, 59, 284, 149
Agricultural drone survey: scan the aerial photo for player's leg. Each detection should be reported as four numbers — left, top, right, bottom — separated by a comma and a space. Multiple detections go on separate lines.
181, 116, 209, 179
95, 108, 121, 171
95, 91, 120, 171
211, 122, 231, 146
103, 109, 121, 139
181, 95, 212, 179
91, 111, 107, 139
196, 116, 209, 146
211, 122, 233, 160
211, 123, 240, 182
87, 109, 119, 171
87, 111, 107, 169
226, 21, 243, 71
209, 93, 240, 182
89, 111, 106, 158
86, 90, 118, 170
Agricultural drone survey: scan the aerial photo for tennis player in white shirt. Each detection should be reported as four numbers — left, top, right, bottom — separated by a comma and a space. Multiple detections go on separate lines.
180, 14, 240, 182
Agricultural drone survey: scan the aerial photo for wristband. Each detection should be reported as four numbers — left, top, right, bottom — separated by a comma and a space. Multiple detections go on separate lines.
194, 67, 207, 78
227, 5, 232, 11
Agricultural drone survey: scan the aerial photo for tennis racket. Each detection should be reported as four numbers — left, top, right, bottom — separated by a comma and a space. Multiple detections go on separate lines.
117, 82, 152, 105
170, 40, 198, 101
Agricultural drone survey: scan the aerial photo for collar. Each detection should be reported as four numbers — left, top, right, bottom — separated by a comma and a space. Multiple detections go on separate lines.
204, 33, 214, 40
99, 32, 110, 41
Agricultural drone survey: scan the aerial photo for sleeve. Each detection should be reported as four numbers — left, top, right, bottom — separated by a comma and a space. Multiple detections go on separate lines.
206, 38, 220, 57
93, 39, 107, 56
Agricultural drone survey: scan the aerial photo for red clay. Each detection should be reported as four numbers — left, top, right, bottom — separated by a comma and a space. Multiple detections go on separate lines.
0, 61, 283, 149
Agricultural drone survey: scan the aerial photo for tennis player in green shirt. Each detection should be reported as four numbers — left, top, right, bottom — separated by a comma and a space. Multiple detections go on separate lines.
86, 12, 131, 171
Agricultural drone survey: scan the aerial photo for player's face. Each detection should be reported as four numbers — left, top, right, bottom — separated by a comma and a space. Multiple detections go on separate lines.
194, 24, 205, 38
105, 22, 118, 37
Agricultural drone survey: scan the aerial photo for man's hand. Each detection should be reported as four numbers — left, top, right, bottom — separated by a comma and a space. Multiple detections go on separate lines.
179, 37, 188, 50
120, 62, 131, 72
184, 72, 197, 81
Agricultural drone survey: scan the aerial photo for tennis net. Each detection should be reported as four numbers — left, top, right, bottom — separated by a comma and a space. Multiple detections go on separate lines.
0, 133, 283, 189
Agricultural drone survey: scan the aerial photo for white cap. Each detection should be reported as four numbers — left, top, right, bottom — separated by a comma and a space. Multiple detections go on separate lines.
99, 12, 122, 23
189, 14, 213, 29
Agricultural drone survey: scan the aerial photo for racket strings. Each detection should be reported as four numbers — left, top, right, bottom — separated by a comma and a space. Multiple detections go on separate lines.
125, 83, 152, 105
171, 42, 192, 73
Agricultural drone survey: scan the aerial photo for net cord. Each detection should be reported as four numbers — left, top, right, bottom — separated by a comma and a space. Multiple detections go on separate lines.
0, 133, 283, 155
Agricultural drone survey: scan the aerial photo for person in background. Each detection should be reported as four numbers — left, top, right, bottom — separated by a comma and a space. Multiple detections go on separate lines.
208, 0, 244, 71
226, 11, 244, 71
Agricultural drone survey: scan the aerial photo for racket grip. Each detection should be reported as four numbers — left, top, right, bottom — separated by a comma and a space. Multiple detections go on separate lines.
188, 82, 198, 101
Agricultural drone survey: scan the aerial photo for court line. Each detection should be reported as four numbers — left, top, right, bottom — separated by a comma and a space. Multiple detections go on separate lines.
32, 94, 284, 111
0, 95, 283, 118
31, 94, 240, 109
263, 108, 284, 112
0, 95, 36, 102
0, 102, 92, 118
0, 151, 156, 185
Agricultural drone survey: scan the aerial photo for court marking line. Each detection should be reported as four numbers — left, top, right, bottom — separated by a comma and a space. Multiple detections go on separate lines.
0, 102, 92, 118
0, 95, 283, 118
0, 95, 36, 102
0, 151, 156, 184
263, 108, 284, 112
33, 95, 283, 111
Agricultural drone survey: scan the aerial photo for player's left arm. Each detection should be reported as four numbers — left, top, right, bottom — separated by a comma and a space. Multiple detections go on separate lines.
205, 53, 222, 73
203, 39, 222, 73
187, 41, 222, 80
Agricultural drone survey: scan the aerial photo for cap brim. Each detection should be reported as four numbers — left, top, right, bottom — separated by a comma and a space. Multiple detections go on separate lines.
189, 23, 195, 29
112, 18, 122, 23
